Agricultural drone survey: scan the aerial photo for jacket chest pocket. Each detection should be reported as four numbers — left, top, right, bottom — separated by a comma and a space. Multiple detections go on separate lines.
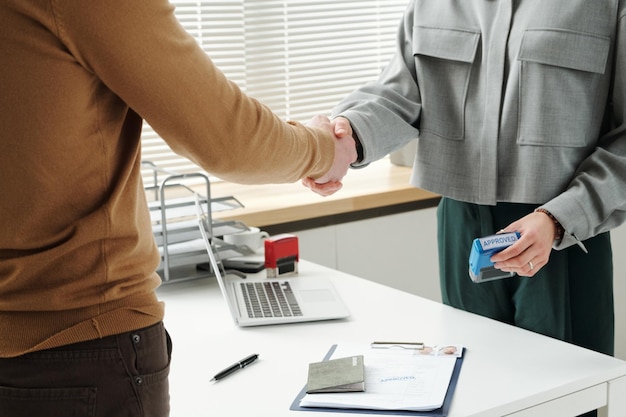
517, 29, 610, 147
413, 26, 480, 140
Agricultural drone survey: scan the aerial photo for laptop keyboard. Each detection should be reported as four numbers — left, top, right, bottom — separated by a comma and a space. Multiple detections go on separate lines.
241, 281, 303, 318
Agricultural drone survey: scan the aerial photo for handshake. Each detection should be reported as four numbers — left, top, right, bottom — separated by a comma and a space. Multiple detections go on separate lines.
302, 115, 357, 197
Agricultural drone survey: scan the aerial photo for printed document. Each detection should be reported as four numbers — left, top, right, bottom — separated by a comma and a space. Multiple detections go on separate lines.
300, 343, 462, 411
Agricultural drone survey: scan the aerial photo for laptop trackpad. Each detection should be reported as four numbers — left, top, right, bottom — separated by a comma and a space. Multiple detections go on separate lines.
298, 289, 336, 303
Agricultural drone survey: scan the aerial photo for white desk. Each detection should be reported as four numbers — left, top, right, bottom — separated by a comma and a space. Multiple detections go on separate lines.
156, 261, 626, 417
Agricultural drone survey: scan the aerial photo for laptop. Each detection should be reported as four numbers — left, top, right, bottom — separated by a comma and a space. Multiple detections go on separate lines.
195, 195, 350, 327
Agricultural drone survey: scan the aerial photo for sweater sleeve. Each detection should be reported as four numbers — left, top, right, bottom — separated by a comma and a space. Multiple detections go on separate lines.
51, 0, 334, 184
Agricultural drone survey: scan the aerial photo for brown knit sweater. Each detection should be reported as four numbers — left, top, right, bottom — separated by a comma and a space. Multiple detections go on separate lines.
0, 0, 334, 357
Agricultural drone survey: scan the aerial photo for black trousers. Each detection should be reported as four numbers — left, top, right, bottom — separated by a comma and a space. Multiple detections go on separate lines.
0, 321, 172, 417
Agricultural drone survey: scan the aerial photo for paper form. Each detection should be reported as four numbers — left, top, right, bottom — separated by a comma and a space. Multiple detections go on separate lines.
299, 343, 461, 411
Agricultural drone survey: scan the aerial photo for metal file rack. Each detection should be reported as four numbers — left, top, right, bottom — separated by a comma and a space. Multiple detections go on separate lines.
142, 162, 249, 283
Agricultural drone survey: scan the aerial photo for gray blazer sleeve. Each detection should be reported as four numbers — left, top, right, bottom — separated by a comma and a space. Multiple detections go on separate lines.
331, 1, 421, 166
544, 11, 626, 250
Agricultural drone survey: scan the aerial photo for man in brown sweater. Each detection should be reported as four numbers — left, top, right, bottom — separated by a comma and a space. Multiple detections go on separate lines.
0, 1, 355, 416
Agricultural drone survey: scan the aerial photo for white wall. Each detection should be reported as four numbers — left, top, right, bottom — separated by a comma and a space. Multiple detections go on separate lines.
295, 208, 626, 360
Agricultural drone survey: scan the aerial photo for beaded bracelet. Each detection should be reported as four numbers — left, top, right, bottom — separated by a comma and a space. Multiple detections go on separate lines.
535, 208, 565, 241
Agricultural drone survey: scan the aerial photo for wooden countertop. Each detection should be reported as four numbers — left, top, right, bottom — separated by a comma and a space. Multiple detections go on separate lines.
210, 158, 440, 229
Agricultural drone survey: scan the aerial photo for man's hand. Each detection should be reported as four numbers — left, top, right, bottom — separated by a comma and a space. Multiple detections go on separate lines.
303, 115, 357, 197
490, 211, 557, 277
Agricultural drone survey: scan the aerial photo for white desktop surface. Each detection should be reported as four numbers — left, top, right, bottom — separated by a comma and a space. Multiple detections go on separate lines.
156, 261, 626, 417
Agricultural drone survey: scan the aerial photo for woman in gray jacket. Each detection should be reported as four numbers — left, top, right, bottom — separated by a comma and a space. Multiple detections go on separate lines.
306, 1, 625, 402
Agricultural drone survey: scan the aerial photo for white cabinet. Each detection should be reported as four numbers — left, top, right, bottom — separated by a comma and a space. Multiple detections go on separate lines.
611, 223, 626, 360
295, 208, 441, 302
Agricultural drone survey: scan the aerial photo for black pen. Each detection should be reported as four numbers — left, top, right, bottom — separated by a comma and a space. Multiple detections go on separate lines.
210, 353, 259, 381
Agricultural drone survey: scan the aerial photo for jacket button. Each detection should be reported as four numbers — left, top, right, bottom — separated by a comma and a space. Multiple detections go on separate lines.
132, 334, 141, 344
135, 376, 143, 385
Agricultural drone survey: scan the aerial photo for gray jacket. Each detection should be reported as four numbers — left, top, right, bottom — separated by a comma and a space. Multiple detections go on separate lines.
333, 0, 626, 250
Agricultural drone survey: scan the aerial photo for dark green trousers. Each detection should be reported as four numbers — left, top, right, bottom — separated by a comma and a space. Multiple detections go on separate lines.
437, 198, 615, 356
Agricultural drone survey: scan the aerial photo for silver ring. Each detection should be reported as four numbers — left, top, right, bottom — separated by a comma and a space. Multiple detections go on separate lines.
528, 260, 534, 270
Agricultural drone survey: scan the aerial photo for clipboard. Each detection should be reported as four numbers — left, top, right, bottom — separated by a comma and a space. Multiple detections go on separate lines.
290, 344, 465, 416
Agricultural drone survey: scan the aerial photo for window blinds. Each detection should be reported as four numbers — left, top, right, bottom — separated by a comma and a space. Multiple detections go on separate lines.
140, 0, 407, 185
